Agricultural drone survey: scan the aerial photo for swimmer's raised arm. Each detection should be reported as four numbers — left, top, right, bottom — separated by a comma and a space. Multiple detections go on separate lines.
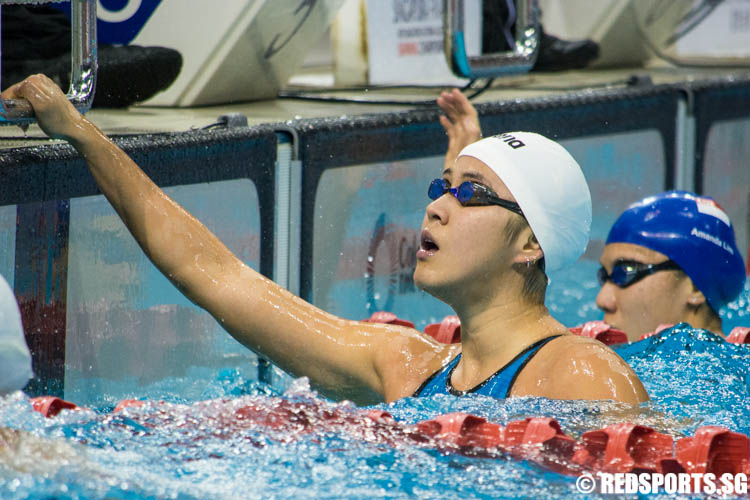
437, 88, 482, 170
7, 76, 649, 407
3, 75, 451, 404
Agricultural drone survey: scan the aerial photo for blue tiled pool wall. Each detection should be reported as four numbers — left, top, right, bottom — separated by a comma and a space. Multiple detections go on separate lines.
1, 82, 749, 403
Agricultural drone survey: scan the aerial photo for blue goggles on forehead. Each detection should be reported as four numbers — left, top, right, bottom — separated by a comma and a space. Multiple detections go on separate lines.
427, 179, 524, 217
597, 259, 682, 288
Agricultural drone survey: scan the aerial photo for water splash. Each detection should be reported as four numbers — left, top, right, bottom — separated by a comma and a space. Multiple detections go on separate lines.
1, 325, 750, 499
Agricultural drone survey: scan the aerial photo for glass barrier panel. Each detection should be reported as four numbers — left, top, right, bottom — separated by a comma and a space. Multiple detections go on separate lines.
550, 130, 666, 326
0, 205, 16, 285
65, 179, 261, 406
312, 156, 454, 330
310, 129, 666, 330
701, 118, 750, 331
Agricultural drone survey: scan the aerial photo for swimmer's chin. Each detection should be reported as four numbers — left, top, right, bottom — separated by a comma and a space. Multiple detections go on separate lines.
412, 270, 426, 291
412, 269, 449, 301
412, 268, 435, 294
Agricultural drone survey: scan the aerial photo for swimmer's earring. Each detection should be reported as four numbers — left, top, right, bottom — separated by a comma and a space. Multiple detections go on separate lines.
688, 295, 704, 306
525, 257, 531, 268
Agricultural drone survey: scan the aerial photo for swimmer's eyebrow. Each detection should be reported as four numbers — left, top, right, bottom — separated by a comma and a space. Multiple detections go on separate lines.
441, 168, 490, 184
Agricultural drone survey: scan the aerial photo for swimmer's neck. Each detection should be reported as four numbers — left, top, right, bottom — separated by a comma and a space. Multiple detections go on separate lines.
686, 309, 725, 337
454, 299, 566, 373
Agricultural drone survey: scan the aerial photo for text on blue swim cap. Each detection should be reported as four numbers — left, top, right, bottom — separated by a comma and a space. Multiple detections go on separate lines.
691, 227, 735, 255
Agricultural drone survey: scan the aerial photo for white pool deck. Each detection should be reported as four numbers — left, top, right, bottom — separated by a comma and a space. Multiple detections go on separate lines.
1, 63, 749, 149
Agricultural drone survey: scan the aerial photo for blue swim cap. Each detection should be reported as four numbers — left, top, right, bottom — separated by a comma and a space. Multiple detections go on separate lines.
606, 191, 746, 312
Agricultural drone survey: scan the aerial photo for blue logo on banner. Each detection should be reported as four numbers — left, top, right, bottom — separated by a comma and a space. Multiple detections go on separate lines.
55, 0, 162, 45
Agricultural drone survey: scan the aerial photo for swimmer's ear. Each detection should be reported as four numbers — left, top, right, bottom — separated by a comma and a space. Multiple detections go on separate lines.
513, 228, 543, 265
686, 283, 707, 309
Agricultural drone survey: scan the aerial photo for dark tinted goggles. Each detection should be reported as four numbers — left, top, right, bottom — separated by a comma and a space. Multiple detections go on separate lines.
597, 259, 682, 288
427, 179, 524, 217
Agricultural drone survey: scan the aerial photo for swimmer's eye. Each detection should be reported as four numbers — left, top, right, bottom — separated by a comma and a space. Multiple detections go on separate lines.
427, 179, 524, 217
598, 259, 682, 288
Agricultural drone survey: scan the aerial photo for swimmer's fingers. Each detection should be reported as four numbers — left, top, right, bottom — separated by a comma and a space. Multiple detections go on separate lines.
1, 74, 60, 107
438, 89, 482, 145
0, 80, 25, 100
1, 74, 83, 140
437, 91, 467, 134
438, 114, 454, 135
450, 88, 478, 121
448, 89, 481, 139
437, 90, 462, 123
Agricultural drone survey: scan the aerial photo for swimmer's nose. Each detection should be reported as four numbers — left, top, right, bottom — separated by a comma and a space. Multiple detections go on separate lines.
425, 193, 452, 224
595, 282, 616, 313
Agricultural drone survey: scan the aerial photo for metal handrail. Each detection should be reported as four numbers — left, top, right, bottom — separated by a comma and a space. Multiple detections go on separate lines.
0, 0, 97, 124
443, 0, 540, 79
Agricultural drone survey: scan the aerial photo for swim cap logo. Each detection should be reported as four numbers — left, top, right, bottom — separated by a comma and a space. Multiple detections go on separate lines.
696, 197, 731, 226
497, 133, 526, 150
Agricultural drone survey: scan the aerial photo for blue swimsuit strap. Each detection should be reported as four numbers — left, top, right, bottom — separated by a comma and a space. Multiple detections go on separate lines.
413, 335, 563, 398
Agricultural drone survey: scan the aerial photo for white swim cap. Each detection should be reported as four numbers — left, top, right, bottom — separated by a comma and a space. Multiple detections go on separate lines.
0, 274, 32, 395
458, 132, 592, 274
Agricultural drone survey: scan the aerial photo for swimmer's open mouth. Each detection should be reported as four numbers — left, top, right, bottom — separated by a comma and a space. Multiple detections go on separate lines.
420, 231, 438, 252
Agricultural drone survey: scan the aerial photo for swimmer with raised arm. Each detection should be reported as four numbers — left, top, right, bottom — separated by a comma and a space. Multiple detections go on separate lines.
437, 88, 747, 342
3, 75, 647, 405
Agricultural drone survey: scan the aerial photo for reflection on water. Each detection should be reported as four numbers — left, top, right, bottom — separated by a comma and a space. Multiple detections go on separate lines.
2, 321, 750, 499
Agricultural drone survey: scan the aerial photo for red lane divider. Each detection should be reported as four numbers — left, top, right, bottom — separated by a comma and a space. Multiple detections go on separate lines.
504, 417, 580, 474
113, 399, 147, 413
416, 412, 504, 450
569, 321, 628, 345
726, 327, 750, 344
362, 311, 415, 328
29, 394, 750, 479
365, 409, 395, 423
639, 323, 675, 341
574, 423, 673, 473
30, 396, 81, 417
365, 312, 748, 349
424, 315, 461, 344
674, 426, 750, 475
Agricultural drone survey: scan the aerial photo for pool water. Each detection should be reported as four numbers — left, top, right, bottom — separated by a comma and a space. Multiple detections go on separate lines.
2, 306, 750, 500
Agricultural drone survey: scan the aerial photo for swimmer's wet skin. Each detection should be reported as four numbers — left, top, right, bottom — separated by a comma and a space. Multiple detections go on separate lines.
3, 75, 648, 405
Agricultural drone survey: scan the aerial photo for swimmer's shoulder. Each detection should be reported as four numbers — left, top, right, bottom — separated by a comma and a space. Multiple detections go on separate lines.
367, 322, 460, 402
510, 333, 649, 404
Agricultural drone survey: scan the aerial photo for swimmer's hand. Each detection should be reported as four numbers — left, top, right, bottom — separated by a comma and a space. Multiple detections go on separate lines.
437, 88, 482, 168
0, 74, 86, 141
